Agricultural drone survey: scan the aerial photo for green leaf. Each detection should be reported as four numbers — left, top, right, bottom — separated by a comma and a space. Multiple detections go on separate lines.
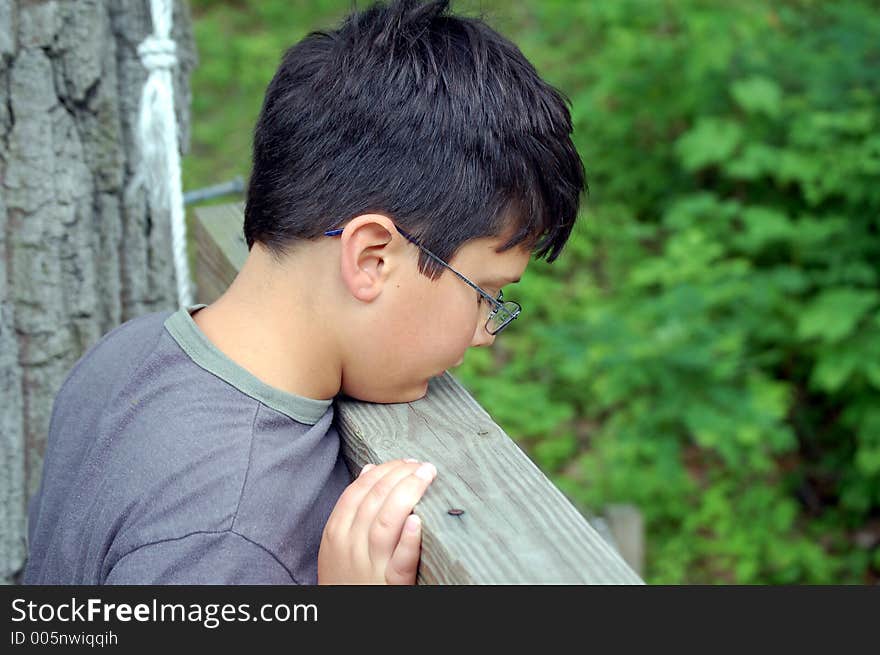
533, 434, 578, 470
855, 447, 880, 476
737, 207, 795, 252
865, 361, 880, 389
726, 143, 780, 179
730, 76, 783, 118
811, 348, 861, 393
797, 289, 880, 343
675, 118, 744, 171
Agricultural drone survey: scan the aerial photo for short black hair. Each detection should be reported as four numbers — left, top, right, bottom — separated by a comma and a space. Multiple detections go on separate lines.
244, 0, 587, 279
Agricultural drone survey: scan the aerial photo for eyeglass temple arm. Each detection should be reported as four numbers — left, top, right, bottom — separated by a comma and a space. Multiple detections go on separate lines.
323, 225, 503, 309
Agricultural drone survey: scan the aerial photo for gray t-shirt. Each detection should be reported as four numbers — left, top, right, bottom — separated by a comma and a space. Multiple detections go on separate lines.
23, 304, 351, 584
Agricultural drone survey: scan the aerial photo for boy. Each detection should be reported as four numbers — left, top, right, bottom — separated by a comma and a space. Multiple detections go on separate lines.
23, 0, 585, 585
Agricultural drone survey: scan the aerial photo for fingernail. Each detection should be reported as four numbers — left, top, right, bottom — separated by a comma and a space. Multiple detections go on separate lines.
405, 515, 421, 533
359, 464, 375, 476
403, 458, 419, 463
415, 462, 436, 481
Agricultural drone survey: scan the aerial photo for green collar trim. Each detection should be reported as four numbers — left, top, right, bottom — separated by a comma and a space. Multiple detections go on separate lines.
164, 304, 332, 425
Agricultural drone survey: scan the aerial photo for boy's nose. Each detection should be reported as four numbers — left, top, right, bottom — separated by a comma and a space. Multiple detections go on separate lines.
470, 323, 496, 348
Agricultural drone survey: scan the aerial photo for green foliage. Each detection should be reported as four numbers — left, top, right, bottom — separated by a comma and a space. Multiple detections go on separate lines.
183, 0, 354, 192
184, 0, 880, 583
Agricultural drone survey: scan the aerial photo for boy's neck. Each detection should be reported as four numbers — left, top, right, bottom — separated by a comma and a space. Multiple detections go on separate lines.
191, 242, 344, 403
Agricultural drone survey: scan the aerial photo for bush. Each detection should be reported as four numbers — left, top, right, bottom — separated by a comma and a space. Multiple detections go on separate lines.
459, 0, 880, 583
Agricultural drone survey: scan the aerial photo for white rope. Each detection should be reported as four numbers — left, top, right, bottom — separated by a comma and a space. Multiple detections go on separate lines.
131, 0, 192, 308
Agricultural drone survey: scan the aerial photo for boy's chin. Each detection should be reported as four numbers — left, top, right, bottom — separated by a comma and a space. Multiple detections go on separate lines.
338, 380, 430, 404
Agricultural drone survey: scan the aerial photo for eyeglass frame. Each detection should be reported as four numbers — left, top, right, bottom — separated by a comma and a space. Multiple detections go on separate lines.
323, 223, 522, 335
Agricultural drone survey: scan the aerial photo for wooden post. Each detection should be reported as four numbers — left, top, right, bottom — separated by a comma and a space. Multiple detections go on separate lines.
193, 203, 644, 584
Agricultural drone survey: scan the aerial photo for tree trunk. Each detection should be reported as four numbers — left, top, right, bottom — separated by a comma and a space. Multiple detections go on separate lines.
0, 0, 196, 584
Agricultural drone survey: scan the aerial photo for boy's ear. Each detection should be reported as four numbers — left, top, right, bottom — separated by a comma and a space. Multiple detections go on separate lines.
338, 215, 402, 302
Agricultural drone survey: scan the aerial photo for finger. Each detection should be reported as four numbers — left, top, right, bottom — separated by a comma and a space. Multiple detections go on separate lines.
324, 460, 417, 541
348, 461, 428, 536
342, 462, 427, 575
365, 462, 436, 564
358, 458, 416, 478
385, 514, 423, 585
336, 460, 423, 534
347, 461, 433, 557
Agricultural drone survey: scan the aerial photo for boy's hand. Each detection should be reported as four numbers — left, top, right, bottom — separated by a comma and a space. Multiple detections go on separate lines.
318, 458, 437, 585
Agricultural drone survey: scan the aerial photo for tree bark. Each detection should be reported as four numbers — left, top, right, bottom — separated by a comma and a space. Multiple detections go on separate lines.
0, 0, 196, 584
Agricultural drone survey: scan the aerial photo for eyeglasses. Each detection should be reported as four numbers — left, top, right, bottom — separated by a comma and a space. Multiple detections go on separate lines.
324, 223, 522, 335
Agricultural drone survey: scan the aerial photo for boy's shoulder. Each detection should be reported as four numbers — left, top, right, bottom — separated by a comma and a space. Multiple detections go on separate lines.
29, 305, 351, 584
61, 303, 224, 383
46, 307, 175, 436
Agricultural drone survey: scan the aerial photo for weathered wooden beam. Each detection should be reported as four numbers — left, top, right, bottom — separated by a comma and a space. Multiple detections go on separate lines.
192, 203, 644, 584
192, 203, 249, 306
335, 375, 643, 584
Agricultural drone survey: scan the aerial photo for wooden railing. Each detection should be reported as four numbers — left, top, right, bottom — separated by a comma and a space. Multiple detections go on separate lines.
192, 203, 644, 584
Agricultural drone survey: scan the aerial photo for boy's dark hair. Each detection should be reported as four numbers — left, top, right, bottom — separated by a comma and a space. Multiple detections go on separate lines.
244, 0, 586, 279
